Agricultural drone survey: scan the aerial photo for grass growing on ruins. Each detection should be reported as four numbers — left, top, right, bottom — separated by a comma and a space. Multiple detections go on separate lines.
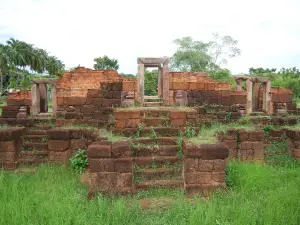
1, 158, 300, 225
189, 121, 255, 145
0, 123, 10, 129
99, 129, 129, 142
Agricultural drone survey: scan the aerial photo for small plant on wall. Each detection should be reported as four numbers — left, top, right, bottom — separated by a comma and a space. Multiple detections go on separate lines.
70, 149, 88, 173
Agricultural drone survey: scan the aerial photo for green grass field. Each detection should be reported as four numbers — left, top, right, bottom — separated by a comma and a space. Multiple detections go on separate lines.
1, 157, 300, 224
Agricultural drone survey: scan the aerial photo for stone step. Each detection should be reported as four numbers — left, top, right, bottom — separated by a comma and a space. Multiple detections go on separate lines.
134, 156, 182, 169
144, 96, 161, 100
132, 137, 178, 145
250, 111, 268, 116
19, 151, 49, 158
23, 142, 48, 151
113, 127, 183, 137
134, 180, 184, 190
134, 168, 183, 180
22, 135, 48, 143
33, 113, 55, 119
141, 118, 170, 127
26, 129, 47, 135
18, 158, 48, 167
144, 102, 163, 107
132, 145, 180, 157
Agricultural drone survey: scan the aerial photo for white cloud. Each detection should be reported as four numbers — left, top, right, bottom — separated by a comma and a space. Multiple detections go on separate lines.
1, 0, 300, 74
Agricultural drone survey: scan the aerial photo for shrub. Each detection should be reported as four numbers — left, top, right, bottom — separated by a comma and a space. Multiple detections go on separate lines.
69, 149, 88, 173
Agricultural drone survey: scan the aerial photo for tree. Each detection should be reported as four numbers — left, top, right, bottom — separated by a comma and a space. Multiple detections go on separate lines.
0, 37, 65, 92
170, 33, 241, 73
144, 69, 158, 96
170, 37, 216, 72
209, 33, 241, 66
93, 56, 119, 70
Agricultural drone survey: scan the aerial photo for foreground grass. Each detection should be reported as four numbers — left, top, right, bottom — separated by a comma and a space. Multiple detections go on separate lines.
1, 160, 300, 225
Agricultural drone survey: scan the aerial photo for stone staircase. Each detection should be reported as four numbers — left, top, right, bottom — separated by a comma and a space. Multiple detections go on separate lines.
113, 108, 199, 138
131, 138, 184, 190
19, 119, 53, 166
144, 96, 163, 107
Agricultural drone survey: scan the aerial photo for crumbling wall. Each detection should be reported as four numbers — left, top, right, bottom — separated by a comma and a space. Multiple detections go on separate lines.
169, 72, 246, 107
219, 129, 264, 163
286, 129, 300, 160
0, 127, 25, 170
55, 68, 126, 127
183, 143, 229, 196
1, 91, 31, 118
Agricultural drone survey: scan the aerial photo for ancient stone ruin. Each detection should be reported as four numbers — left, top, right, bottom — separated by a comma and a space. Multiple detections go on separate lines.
0, 57, 299, 198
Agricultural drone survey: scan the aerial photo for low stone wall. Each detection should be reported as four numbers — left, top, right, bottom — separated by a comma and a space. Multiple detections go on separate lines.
47, 128, 99, 163
219, 129, 264, 163
286, 129, 300, 160
113, 108, 199, 129
184, 143, 229, 196
0, 127, 25, 170
1, 91, 31, 118
86, 139, 229, 197
87, 140, 133, 195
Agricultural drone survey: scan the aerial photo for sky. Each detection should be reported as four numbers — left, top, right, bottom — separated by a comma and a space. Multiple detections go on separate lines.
1, 0, 300, 75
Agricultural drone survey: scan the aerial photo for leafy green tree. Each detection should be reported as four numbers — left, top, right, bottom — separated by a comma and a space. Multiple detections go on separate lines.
144, 69, 158, 96
170, 33, 241, 73
170, 36, 216, 72
93, 55, 119, 70
0, 37, 65, 92
209, 33, 241, 66
120, 73, 136, 78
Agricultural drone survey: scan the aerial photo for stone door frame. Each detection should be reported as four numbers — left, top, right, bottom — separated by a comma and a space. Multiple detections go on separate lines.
137, 57, 169, 105
234, 76, 271, 114
31, 78, 57, 116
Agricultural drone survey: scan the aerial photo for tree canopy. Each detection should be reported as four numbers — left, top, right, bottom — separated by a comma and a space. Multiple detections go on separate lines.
170, 33, 241, 74
0, 38, 65, 93
93, 56, 119, 70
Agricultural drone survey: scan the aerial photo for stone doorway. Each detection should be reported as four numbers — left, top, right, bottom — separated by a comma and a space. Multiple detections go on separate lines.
137, 57, 169, 106
31, 78, 57, 117
234, 76, 271, 115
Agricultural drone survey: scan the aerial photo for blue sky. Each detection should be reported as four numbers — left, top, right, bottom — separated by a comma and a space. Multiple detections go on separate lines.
1, 0, 300, 74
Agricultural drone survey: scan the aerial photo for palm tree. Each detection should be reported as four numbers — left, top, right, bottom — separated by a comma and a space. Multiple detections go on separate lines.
0, 44, 10, 94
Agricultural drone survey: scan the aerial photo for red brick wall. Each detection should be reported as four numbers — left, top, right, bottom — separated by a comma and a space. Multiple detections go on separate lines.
1, 91, 32, 118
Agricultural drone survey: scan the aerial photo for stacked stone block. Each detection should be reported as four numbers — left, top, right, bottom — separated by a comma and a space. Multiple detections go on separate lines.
87, 140, 133, 195
286, 129, 300, 160
1, 91, 31, 118
47, 128, 98, 162
184, 143, 229, 197
0, 127, 25, 170
220, 129, 264, 163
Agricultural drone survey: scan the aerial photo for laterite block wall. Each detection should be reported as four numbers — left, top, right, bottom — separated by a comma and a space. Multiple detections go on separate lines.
1, 91, 31, 118
0, 127, 25, 170
219, 129, 264, 163
184, 143, 229, 196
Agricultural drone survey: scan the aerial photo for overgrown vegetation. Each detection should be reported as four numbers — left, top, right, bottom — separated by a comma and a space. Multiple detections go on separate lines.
70, 149, 88, 173
1, 156, 300, 224
189, 121, 255, 145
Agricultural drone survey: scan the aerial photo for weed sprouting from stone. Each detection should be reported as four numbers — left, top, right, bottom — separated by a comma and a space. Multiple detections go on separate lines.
69, 148, 88, 173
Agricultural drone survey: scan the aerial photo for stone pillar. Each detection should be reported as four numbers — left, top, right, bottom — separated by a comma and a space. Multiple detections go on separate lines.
162, 63, 169, 105
252, 82, 260, 111
158, 68, 162, 98
137, 63, 144, 105
246, 79, 253, 115
52, 84, 57, 115
264, 81, 271, 114
31, 83, 40, 116
236, 79, 242, 91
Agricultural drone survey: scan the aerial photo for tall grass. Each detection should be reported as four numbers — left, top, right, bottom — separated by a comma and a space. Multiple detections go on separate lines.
1, 159, 300, 224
